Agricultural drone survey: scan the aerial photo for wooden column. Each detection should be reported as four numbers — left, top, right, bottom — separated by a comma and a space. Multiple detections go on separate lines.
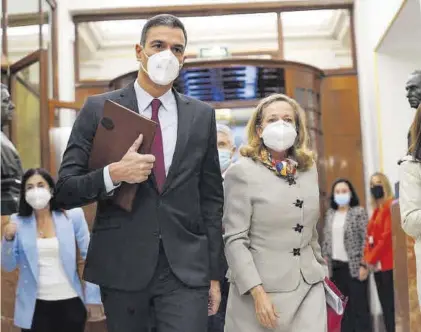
391, 201, 421, 332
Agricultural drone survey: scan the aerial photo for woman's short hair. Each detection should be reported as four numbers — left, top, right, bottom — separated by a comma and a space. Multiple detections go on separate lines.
329, 178, 360, 210
240, 94, 314, 171
18, 168, 60, 217
409, 104, 421, 160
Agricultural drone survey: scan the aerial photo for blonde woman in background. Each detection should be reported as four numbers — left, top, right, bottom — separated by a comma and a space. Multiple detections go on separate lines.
223, 94, 328, 332
364, 172, 395, 332
399, 104, 421, 308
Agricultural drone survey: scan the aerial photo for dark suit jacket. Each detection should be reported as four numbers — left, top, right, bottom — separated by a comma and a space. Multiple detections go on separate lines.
55, 82, 224, 291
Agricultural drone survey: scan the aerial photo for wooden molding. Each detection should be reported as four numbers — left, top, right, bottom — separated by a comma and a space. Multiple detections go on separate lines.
276, 12, 284, 60
3, 12, 49, 27
51, 5, 59, 99
323, 68, 357, 76
182, 58, 324, 76
71, 0, 353, 22
1, 0, 7, 57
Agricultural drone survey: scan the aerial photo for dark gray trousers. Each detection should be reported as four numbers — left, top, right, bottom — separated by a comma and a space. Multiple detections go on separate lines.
100, 242, 209, 332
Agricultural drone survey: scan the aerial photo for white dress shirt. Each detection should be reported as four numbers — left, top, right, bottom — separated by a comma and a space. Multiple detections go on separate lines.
331, 211, 349, 262
103, 80, 178, 192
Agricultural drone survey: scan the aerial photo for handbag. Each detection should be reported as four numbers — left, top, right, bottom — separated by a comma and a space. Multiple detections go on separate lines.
323, 277, 348, 332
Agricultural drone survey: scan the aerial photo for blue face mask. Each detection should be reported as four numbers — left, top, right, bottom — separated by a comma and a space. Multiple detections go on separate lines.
334, 193, 351, 206
218, 149, 232, 173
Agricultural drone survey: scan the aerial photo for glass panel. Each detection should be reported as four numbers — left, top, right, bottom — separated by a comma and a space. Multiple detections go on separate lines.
78, 13, 278, 81
175, 66, 284, 102
281, 9, 353, 69
13, 62, 41, 169
5, 0, 42, 62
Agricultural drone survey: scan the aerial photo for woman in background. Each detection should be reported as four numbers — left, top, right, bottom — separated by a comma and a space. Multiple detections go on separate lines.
223, 94, 328, 332
399, 104, 421, 308
2, 168, 103, 332
364, 172, 395, 332
322, 178, 371, 332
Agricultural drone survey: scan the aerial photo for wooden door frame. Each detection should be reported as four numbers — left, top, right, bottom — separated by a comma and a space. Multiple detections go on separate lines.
9, 49, 50, 170
72, 0, 355, 84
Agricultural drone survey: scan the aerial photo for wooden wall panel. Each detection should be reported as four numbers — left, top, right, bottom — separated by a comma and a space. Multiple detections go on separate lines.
321, 74, 365, 206
75, 83, 109, 106
391, 202, 421, 332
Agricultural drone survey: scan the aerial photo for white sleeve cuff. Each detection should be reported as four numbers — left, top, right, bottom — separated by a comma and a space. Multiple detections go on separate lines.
103, 165, 121, 194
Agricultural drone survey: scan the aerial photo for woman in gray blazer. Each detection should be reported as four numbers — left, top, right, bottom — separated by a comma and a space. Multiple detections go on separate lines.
322, 178, 371, 332
223, 94, 328, 332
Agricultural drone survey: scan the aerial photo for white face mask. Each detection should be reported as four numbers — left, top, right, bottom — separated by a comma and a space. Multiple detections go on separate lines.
261, 120, 297, 152
25, 187, 52, 210
141, 49, 181, 86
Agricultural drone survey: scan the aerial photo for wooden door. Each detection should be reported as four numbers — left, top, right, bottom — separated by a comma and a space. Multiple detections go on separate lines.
320, 74, 365, 207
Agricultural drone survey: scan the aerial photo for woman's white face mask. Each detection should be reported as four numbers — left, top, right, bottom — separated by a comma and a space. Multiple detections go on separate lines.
140, 49, 182, 86
261, 120, 297, 152
25, 187, 52, 210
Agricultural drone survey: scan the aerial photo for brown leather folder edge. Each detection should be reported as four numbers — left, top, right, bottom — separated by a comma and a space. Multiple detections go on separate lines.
88, 99, 157, 211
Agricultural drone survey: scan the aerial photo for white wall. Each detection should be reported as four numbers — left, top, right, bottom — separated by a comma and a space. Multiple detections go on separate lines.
376, 53, 421, 185
79, 39, 352, 80
56, 0, 77, 127
354, 0, 406, 199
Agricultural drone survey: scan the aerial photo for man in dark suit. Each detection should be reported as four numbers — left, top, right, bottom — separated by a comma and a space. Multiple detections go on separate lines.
56, 14, 224, 332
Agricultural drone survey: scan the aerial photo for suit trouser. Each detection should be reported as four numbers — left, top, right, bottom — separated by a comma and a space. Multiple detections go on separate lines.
331, 260, 372, 332
374, 270, 395, 332
100, 242, 209, 332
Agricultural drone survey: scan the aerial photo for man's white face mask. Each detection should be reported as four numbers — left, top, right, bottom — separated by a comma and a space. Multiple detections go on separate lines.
140, 49, 182, 86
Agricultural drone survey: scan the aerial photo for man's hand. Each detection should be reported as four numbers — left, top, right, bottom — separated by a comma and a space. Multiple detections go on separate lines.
86, 304, 106, 322
208, 280, 221, 316
109, 134, 155, 184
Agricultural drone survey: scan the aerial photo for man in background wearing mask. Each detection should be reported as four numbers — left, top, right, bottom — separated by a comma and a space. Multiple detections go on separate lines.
208, 124, 235, 332
56, 14, 223, 332
216, 124, 236, 178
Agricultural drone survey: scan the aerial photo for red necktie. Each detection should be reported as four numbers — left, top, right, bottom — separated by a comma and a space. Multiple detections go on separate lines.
150, 99, 166, 192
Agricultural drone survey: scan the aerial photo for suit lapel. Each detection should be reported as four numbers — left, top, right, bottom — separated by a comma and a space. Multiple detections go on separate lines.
113, 82, 158, 189
162, 91, 195, 194
113, 82, 139, 114
20, 215, 39, 281
112, 83, 195, 194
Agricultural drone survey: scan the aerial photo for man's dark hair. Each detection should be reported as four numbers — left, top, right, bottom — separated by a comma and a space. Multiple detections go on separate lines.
140, 14, 187, 46
329, 178, 360, 210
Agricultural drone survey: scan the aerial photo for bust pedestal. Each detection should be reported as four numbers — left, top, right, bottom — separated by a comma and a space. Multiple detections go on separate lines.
391, 201, 421, 331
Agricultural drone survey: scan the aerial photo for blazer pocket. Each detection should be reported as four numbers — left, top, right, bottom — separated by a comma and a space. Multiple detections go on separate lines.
92, 217, 121, 232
